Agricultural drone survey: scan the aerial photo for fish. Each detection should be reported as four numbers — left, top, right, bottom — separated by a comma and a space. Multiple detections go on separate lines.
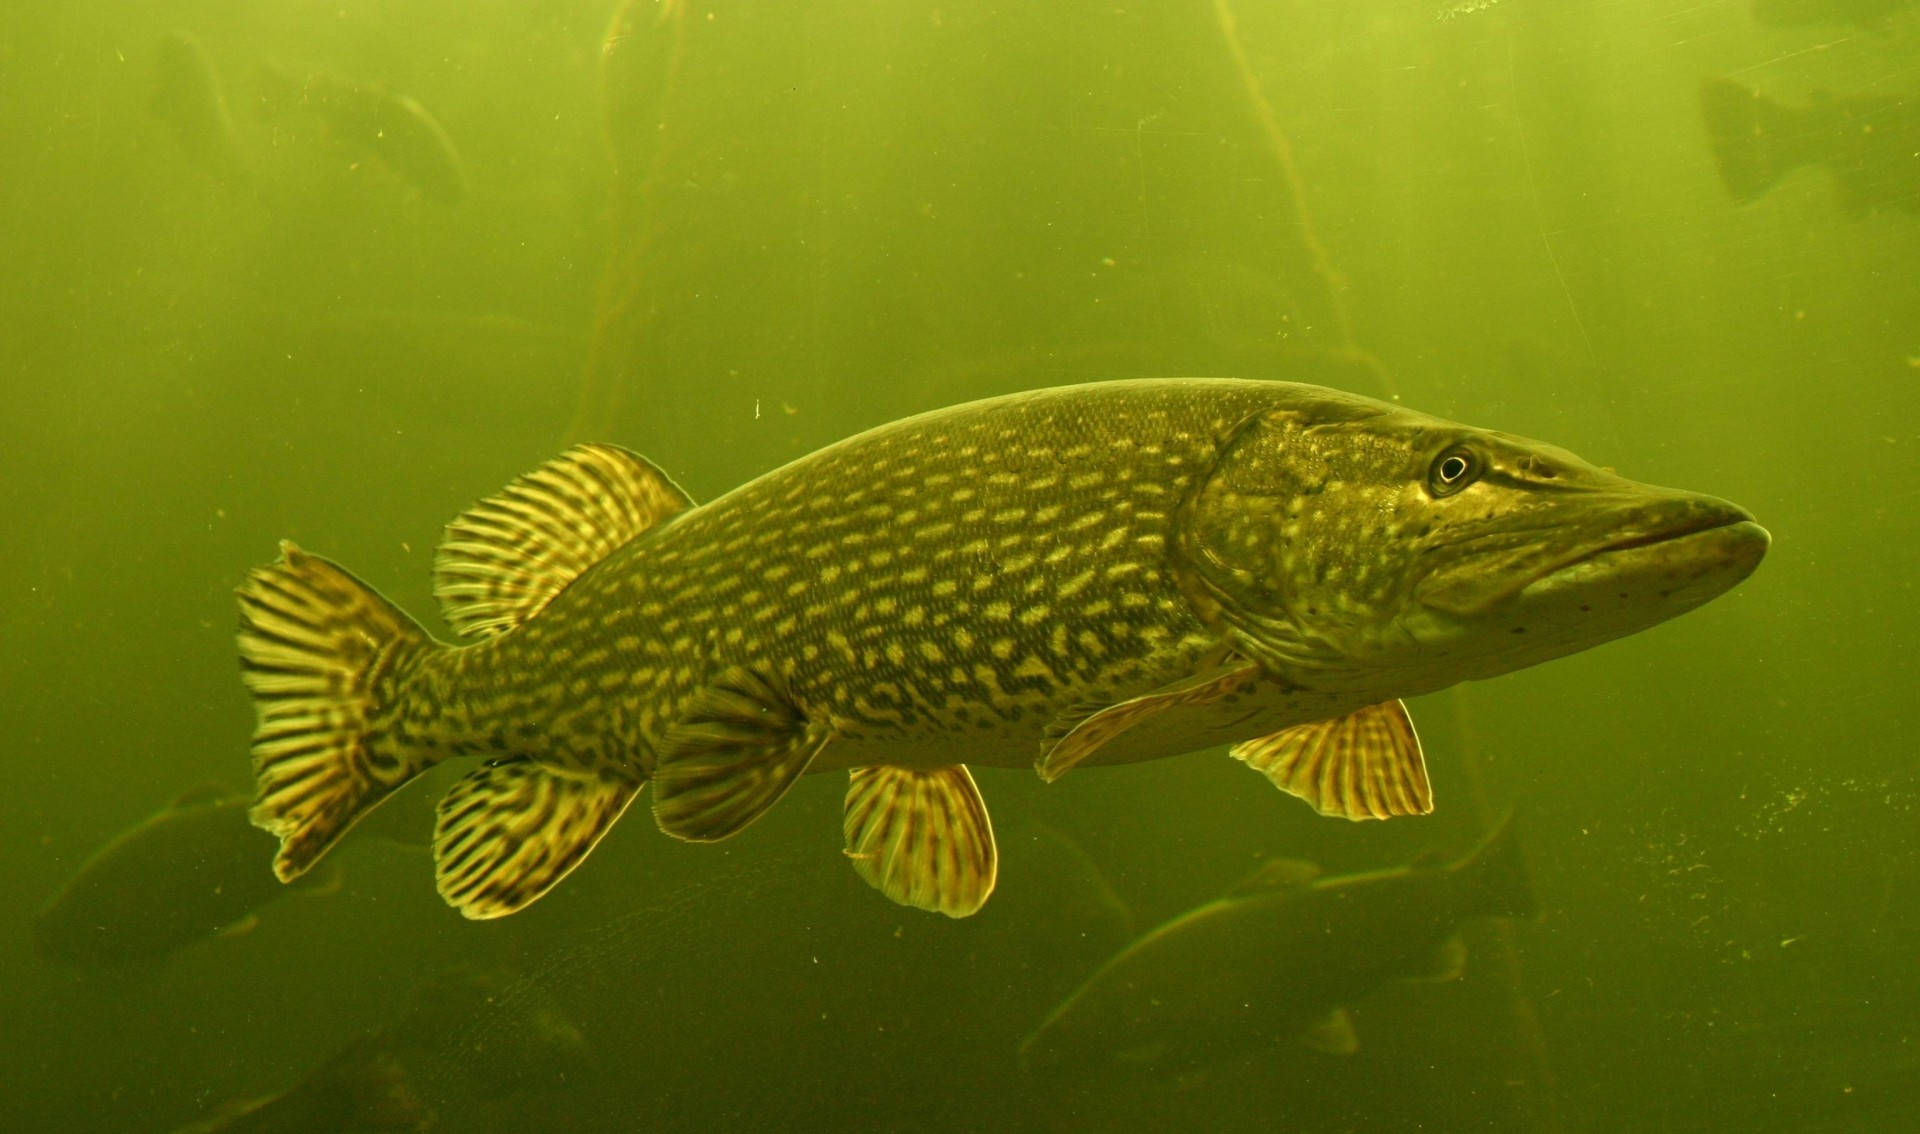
173, 1039, 430, 1134
32, 784, 335, 967
378, 966, 594, 1104
172, 966, 582, 1134
235, 378, 1767, 922
257, 62, 467, 205
1019, 813, 1535, 1071
151, 32, 244, 180
33, 781, 428, 966
1700, 78, 1920, 214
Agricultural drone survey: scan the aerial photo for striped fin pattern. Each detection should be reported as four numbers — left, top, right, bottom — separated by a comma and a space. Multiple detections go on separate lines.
433, 443, 693, 638
651, 667, 827, 842
434, 760, 642, 919
237, 541, 433, 880
843, 765, 997, 918
1229, 700, 1431, 821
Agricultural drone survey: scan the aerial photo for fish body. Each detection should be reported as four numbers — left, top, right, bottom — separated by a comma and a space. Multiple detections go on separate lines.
258, 63, 466, 204
151, 32, 244, 180
1020, 814, 1535, 1071
1701, 78, 1920, 214
173, 1040, 429, 1134
173, 966, 586, 1133
33, 786, 303, 966
237, 378, 1766, 920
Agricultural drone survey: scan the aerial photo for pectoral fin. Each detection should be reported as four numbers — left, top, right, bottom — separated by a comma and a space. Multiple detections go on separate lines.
215, 912, 262, 940
1402, 933, 1469, 984
652, 667, 828, 841
1230, 700, 1431, 820
1300, 1007, 1360, 1055
844, 765, 997, 918
1038, 660, 1261, 782
434, 760, 641, 920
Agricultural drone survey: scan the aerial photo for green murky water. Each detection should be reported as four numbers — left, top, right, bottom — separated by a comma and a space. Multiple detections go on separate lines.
5, 1, 1916, 1130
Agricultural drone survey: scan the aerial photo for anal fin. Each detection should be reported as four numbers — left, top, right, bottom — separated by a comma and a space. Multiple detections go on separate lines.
434, 760, 641, 920
652, 667, 827, 842
215, 912, 262, 940
844, 765, 997, 918
1230, 700, 1431, 820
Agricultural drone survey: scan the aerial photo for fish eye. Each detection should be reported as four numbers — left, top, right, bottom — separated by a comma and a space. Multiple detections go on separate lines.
1427, 447, 1480, 497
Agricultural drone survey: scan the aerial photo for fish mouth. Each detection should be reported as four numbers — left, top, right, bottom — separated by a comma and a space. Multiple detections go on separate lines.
1555, 506, 1757, 570
1517, 505, 1769, 602
1413, 499, 1768, 621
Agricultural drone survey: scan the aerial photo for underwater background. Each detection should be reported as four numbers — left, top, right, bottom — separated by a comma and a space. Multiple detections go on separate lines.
3, 1, 1915, 1130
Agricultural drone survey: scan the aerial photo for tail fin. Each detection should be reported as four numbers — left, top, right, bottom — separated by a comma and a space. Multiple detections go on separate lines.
1700, 78, 1809, 203
1448, 810, 1536, 920
237, 541, 440, 882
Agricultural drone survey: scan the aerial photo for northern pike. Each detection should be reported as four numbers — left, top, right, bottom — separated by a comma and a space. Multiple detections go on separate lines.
1701, 77, 1920, 215
257, 61, 467, 205
151, 33, 244, 182
1020, 813, 1535, 1070
237, 379, 1768, 920
175, 967, 585, 1134
34, 784, 330, 967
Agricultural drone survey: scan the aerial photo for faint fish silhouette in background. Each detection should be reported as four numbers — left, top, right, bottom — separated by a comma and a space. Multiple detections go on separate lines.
255, 60, 468, 205
151, 32, 245, 181
173, 966, 591, 1134
1701, 78, 1920, 214
1020, 813, 1535, 1072
33, 784, 335, 968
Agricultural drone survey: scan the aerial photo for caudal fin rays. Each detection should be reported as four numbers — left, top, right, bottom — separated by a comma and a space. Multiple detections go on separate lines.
238, 542, 438, 881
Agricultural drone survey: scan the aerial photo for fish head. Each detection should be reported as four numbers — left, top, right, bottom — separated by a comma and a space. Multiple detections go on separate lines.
1177, 388, 1769, 692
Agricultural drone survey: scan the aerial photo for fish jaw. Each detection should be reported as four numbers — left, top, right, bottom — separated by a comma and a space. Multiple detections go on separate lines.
1510, 513, 1769, 621
1400, 492, 1769, 684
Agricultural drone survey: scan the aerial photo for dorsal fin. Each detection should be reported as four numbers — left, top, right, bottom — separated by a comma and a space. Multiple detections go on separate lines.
433, 444, 692, 637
